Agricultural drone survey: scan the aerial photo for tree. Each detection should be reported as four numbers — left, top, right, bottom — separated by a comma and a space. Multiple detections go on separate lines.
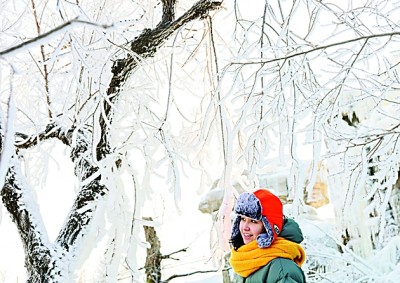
0, 0, 222, 281
211, 0, 400, 280
1, 0, 400, 282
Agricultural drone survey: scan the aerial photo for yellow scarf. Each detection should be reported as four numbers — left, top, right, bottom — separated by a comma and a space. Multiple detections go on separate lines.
229, 237, 306, 277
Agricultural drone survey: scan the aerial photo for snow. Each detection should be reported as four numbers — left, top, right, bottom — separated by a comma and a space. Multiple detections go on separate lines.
1, 117, 399, 282
1, 0, 400, 282
0, 207, 25, 281
172, 273, 222, 283
0, 150, 394, 283
1, 144, 399, 282
0, 94, 15, 190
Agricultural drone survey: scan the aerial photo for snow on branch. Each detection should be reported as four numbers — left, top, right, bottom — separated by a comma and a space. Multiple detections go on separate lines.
55, 175, 107, 250
107, 0, 223, 95
0, 94, 16, 189
1, 0, 224, 280
14, 122, 72, 149
0, 18, 113, 59
1, 158, 56, 280
97, 0, 223, 160
228, 31, 400, 66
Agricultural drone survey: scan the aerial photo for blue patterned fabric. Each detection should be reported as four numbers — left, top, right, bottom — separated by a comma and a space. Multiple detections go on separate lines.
257, 217, 274, 248
234, 192, 261, 219
231, 192, 275, 248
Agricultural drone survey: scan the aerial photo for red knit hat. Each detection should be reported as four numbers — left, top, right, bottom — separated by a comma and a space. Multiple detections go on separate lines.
230, 188, 283, 248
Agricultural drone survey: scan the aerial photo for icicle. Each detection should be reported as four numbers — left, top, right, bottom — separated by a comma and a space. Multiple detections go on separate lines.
0, 73, 16, 190
304, 122, 323, 203
369, 235, 400, 274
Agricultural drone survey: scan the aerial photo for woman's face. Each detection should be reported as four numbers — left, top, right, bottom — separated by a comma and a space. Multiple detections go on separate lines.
239, 215, 265, 244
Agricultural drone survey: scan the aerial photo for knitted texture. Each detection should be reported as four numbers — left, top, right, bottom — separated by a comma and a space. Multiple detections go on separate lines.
229, 237, 306, 278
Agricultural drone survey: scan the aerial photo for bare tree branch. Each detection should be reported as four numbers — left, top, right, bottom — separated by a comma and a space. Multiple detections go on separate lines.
161, 0, 177, 24
0, 18, 113, 58
229, 32, 400, 66
30, 0, 52, 119
163, 269, 219, 282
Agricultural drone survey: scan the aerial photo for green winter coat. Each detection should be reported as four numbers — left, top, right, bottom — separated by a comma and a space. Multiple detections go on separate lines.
232, 217, 306, 283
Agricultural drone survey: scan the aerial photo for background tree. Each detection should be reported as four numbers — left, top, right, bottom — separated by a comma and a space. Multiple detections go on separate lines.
213, 0, 400, 280
0, 0, 222, 281
1, 0, 400, 282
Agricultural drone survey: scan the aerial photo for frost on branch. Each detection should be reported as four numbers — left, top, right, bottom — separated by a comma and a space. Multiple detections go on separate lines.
1, 0, 224, 281
1, 158, 61, 282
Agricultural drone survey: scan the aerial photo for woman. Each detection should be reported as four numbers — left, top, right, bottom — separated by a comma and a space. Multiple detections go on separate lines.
229, 189, 306, 283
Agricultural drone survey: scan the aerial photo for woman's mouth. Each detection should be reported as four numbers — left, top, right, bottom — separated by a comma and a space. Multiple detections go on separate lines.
242, 233, 253, 241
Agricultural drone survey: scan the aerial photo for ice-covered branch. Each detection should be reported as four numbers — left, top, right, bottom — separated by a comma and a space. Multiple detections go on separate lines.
106, 0, 223, 98
15, 122, 72, 149
229, 31, 400, 66
0, 18, 113, 58
0, 95, 16, 189
1, 158, 56, 281
55, 0, 223, 271
55, 175, 106, 250
97, 0, 223, 160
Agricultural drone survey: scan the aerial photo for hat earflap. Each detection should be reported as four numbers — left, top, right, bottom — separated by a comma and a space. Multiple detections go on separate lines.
256, 216, 274, 248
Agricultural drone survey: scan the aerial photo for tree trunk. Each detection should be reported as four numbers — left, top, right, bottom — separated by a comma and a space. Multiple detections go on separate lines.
0, 0, 222, 281
143, 217, 162, 283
